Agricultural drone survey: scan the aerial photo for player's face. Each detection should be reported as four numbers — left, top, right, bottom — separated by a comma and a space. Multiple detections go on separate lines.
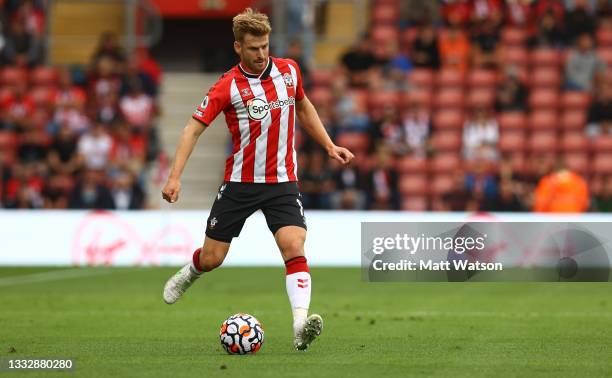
235, 33, 269, 74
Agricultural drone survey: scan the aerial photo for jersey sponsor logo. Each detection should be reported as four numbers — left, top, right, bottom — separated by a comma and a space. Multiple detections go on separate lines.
246, 96, 295, 121
283, 73, 294, 87
200, 96, 209, 110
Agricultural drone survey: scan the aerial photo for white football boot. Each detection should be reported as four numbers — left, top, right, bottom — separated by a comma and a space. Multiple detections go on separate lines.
163, 264, 201, 304
294, 314, 323, 351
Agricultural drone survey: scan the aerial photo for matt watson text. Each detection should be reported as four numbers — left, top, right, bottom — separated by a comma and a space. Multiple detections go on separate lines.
372, 259, 503, 271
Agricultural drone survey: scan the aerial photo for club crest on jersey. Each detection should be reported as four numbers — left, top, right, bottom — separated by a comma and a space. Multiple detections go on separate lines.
283, 73, 294, 87
209, 217, 218, 229
200, 96, 209, 110
241, 88, 252, 97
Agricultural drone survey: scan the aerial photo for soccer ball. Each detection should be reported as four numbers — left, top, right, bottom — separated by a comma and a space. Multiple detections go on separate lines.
219, 313, 264, 355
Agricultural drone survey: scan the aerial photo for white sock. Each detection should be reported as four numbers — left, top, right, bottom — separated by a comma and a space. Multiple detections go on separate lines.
285, 271, 311, 333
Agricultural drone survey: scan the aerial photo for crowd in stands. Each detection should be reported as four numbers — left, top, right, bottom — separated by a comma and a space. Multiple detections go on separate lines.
297, 0, 612, 212
0, 1, 162, 210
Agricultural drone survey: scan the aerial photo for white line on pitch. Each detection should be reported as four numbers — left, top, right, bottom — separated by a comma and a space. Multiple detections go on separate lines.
0, 268, 112, 287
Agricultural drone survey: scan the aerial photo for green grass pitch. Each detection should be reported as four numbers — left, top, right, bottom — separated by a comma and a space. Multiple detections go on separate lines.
1, 267, 611, 377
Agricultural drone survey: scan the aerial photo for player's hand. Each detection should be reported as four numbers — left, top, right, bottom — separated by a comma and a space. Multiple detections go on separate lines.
327, 145, 354, 165
162, 179, 181, 203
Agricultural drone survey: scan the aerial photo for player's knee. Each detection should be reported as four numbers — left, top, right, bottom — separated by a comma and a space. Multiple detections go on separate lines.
201, 247, 227, 271
281, 236, 305, 259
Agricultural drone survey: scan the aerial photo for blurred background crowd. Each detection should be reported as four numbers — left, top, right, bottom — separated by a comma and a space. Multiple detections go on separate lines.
2, 0, 612, 213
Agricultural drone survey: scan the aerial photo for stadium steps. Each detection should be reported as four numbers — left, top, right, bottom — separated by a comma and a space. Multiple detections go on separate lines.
49, 0, 125, 65
313, 1, 365, 67
151, 72, 227, 210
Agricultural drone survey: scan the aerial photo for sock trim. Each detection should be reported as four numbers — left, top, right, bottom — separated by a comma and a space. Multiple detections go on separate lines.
285, 256, 309, 275
192, 248, 203, 273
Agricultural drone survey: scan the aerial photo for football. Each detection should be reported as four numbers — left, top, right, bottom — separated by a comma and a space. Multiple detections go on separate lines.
219, 313, 265, 355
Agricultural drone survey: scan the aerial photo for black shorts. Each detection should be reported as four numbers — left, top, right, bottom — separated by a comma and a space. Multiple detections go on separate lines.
205, 181, 307, 243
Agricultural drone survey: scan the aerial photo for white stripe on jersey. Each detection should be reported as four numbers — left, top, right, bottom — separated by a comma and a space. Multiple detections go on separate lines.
270, 63, 290, 182
247, 77, 271, 183
287, 63, 299, 180
230, 78, 249, 181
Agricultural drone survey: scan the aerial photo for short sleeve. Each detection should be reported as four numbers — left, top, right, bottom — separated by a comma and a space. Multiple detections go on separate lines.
287, 59, 305, 101
192, 74, 231, 126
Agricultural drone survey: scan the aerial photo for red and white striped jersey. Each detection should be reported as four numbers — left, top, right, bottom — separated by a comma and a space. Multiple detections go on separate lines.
192, 57, 305, 183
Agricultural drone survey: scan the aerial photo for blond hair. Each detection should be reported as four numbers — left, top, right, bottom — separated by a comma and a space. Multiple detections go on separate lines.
232, 8, 271, 42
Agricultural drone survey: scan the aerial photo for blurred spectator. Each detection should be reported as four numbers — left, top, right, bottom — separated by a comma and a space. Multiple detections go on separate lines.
52, 98, 91, 136
286, 40, 311, 91
441, 170, 479, 211
340, 34, 376, 87
43, 174, 69, 209
95, 92, 120, 126
120, 56, 158, 98
470, 0, 504, 27
47, 123, 81, 175
300, 151, 333, 209
4, 163, 44, 209
89, 56, 122, 109
2, 82, 34, 131
91, 31, 125, 67
565, 0, 596, 41
533, 0, 566, 23
2, 18, 43, 67
401, 103, 431, 157
595, 0, 612, 23
371, 105, 405, 155
533, 165, 590, 212
438, 23, 471, 72
111, 169, 145, 210
12, 0, 45, 37
331, 79, 370, 132
462, 107, 499, 160
528, 10, 566, 49
592, 176, 612, 211
471, 19, 500, 69
365, 145, 399, 210
55, 68, 87, 109
411, 25, 440, 69
77, 122, 112, 171
564, 33, 605, 91
135, 48, 162, 88
119, 78, 156, 130
109, 122, 146, 177
587, 82, 612, 136
69, 169, 114, 210
441, 0, 472, 27
465, 160, 498, 207
329, 159, 366, 210
504, 0, 533, 27
484, 179, 524, 211
17, 129, 46, 164
495, 66, 528, 111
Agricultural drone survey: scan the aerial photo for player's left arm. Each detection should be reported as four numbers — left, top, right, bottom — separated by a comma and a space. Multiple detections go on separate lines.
296, 96, 354, 165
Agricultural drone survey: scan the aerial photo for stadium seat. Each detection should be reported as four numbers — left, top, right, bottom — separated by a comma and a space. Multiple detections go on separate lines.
596, 27, 612, 47
398, 174, 428, 196
529, 131, 558, 152
433, 109, 464, 130
407, 68, 434, 88
593, 153, 612, 174
430, 131, 462, 152
529, 89, 559, 109
563, 152, 589, 175
529, 110, 559, 130
530, 67, 561, 89
430, 174, 455, 195
596, 47, 612, 67
434, 88, 464, 108
336, 132, 370, 153
30, 67, 59, 87
501, 27, 528, 46
530, 48, 562, 68
499, 131, 525, 152
560, 110, 587, 131
0, 67, 28, 87
397, 156, 428, 174
371, 4, 398, 24
0, 131, 17, 150
310, 69, 335, 87
371, 25, 399, 45
308, 87, 332, 106
400, 27, 419, 49
29, 86, 56, 107
401, 196, 429, 211
500, 47, 528, 69
349, 89, 368, 110
590, 176, 604, 196
467, 88, 495, 108
592, 135, 612, 152
368, 90, 400, 110
435, 69, 465, 88
560, 91, 591, 109
430, 153, 461, 173
498, 111, 527, 130
400, 89, 432, 108
467, 69, 497, 88
561, 132, 589, 151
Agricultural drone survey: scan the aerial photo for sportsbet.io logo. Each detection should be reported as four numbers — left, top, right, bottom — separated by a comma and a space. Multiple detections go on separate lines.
247, 97, 295, 121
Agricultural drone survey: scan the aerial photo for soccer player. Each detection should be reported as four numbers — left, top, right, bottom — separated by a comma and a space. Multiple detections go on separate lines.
161, 8, 354, 351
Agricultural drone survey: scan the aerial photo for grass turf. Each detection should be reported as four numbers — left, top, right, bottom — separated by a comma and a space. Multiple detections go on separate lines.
0, 267, 611, 377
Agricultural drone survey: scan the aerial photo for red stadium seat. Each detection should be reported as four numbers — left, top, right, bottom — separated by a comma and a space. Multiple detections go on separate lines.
560, 91, 591, 109
400, 27, 419, 49
29, 86, 56, 107
560, 132, 589, 151
430, 131, 462, 152
430, 174, 455, 195
530, 67, 561, 88
501, 27, 528, 46
529, 132, 558, 152
467, 88, 495, 108
371, 25, 399, 44
597, 47, 612, 67
310, 69, 335, 87
498, 111, 527, 130
308, 87, 332, 106
499, 131, 525, 152
500, 47, 528, 68
0, 67, 28, 87
529, 89, 559, 109
530, 48, 562, 68
467, 69, 497, 88
371, 4, 398, 24
592, 135, 612, 152
430, 154, 461, 173
560, 110, 587, 131
433, 109, 464, 130
398, 174, 428, 196
434, 88, 464, 108
401, 196, 429, 211
529, 110, 559, 130
336, 132, 370, 153
400, 89, 432, 108
435, 69, 465, 88
563, 152, 589, 175
368, 90, 400, 109
397, 156, 428, 174
593, 153, 612, 174
30, 67, 59, 87
0, 131, 17, 150
407, 68, 434, 88
596, 27, 612, 47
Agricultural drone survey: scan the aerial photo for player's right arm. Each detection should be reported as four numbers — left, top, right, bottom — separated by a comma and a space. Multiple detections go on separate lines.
162, 118, 207, 203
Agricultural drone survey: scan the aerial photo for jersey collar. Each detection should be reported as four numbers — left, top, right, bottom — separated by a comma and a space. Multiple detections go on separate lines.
238, 58, 272, 80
